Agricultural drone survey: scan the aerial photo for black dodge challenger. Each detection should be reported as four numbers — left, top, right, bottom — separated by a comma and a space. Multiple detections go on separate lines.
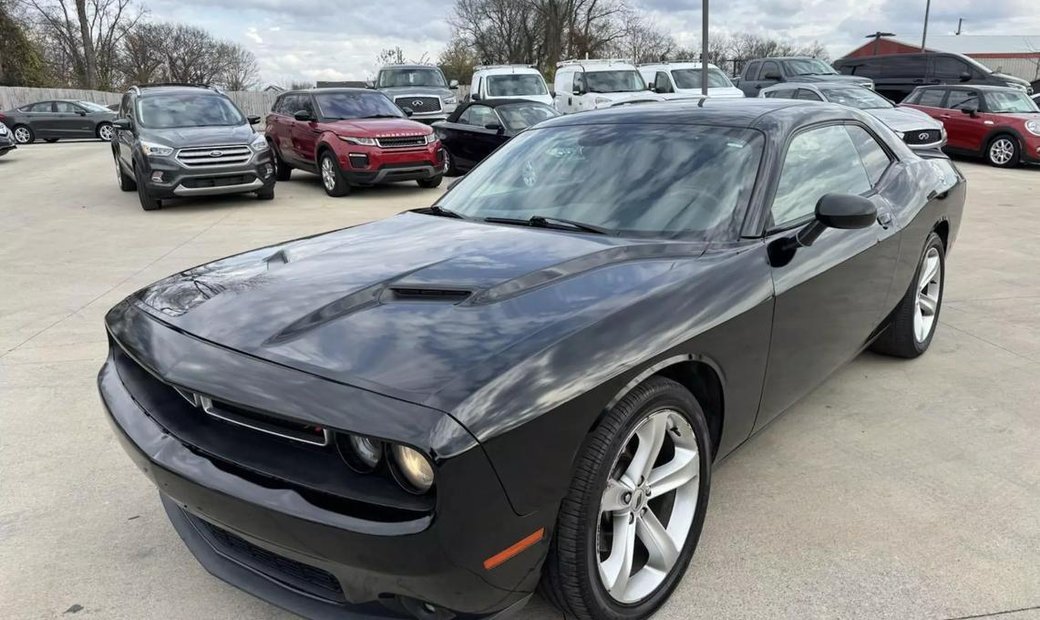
99, 99, 964, 619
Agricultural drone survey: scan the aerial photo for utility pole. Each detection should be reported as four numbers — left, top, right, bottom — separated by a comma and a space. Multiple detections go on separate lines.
922, 0, 932, 51
701, 0, 709, 97
956, 18, 963, 35
865, 31, 896, 56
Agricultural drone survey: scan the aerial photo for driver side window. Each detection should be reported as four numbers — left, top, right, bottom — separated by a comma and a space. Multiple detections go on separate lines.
771, 125, 872, 228
572, 72, 585, 93
946, 90, 979, 110
654, 72, 672, 93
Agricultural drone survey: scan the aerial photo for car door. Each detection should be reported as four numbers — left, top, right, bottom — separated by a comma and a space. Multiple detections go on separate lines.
885, 54, 928, 102
448, 105, 485, 168
435, 110, 469, 167
754, 60, 782, 94
266, 94, 294, 162
289, 95, 320, 166
24, 101, 58, 138
52, 101, 93, 137
940, 88, 986, 151
756, 123, 900, 428
739, 61, 761, 96
470, 107, 510, 163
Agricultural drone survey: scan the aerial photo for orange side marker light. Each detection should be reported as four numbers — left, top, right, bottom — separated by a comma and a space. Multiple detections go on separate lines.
482, 528, 545, 570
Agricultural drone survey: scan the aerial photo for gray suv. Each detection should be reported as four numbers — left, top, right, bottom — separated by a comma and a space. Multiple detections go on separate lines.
373, 64, 459, 123
112, 84, 276, 211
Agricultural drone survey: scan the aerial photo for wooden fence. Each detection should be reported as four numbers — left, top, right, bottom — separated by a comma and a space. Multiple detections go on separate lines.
0, 86, 278, 118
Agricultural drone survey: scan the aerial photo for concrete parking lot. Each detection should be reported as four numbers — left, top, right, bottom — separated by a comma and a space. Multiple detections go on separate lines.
1, 141, 1038, 620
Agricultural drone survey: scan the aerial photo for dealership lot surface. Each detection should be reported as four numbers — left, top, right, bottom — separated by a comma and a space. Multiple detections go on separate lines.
1, 142, 1038, 620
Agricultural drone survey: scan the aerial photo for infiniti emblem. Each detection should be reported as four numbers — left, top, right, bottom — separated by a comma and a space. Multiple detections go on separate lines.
412, 99, 424, 107
209, 150, 224, 158
918, 132, 930, 141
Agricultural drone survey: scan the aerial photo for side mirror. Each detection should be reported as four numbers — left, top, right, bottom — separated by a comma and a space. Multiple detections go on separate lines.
449, 79, 459, 89
247, 115, 261, 125
785, 194, 877, 251
572, 87, 584, 96
401, 106, 414, 117
958, 71, 972, 82
484, 121, 503, 133
293, 110, 313, 122
365, 80, 375, 89
960, 104, 978, 116
112, 118, 132, 130
471, 92, 481, 101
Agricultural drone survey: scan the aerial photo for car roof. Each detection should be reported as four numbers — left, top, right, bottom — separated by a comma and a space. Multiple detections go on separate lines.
136, 86, 221, 96
753, 57, 820, 62
913, 84, 1024, 92
285, 88, 375, 96
535, 98, 846, 130
379, 64, 440, 71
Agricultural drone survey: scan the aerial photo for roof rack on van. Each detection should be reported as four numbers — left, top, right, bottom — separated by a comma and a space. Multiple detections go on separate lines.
637, 60, 705, 66
128, 83, 223, 94
473, 64, 537, 71
557, 58, 632, 67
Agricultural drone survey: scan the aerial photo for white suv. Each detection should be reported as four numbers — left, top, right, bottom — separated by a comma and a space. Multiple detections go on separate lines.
469, 65, 552, 106
553, 59, 664, 114
638, 62, 744, 100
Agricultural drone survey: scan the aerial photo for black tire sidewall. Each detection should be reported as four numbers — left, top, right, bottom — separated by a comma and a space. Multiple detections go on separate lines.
134, 167, 160, 210
579, 379, 712, 619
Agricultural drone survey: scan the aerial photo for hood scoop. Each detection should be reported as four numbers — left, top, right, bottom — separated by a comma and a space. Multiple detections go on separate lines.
386, 286, 472, 303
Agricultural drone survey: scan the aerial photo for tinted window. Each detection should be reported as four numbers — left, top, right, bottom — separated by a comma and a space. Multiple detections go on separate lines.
931, 55, 970, 79
947, 89, 980, 110
765, 88, 796, 99
761, 61, 781, 79
272, 95, 285, 113
915, 89, 946, 107
136, 94, 245, 128
486, 74, 547, 97
584, 70, 646, 93
459, 105, 495, 126
496, 102, 558, 131
436, 124, 764, 240
845, 126, 892, 186
314, 92, 402, 119
796, 89, 822, 101
744, 61, 761, 81
654, 72, 672, 93
772, 125, 872, 227
671, 68, 733, 89
886, 55, 927, 78
842, 59, 884, 78
984, 91, 1039, 113
377, 68, 446, 88
54, 101, 82, 113
28, 102, 53, 112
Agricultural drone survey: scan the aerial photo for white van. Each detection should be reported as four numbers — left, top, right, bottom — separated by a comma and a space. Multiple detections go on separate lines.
638, 62, 745, 99
469, 65, 553, 106
553, 59, 664, 114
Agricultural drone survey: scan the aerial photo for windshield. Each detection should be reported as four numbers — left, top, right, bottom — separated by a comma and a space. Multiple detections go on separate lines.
585, 70, 647, 93
378, 68, 447, 88
786, 59, 838, 76
486, 74, 547, 97
435, 124, 764, 240
315, 92, 403, 119
820, 86, 892, 109
984, 91, 1039, 113
136, 94, 245, 128
496, 103, 558, 131
77, 101, 111, 112
671, 68, 734, 89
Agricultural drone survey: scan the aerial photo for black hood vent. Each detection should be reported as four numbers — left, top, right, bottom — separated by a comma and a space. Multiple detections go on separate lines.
387, 287, 471, 302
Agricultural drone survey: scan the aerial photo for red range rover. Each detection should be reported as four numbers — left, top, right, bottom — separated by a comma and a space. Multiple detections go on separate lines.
901, 85, 1040, 168
266, 88, 446, 196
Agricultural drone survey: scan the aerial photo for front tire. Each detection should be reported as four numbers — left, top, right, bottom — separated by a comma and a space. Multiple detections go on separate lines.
115, 155, 136, 191
541, 376, 711, 619
134, 167, 162, 211
272, 142, 292, 181
871, 232, 945, 358
12, 125, 34, 144
97, 122, 114, 142
319, 151, 350, 197
417, 174, 443, 189
986, 134, 1019, 168
256, 185, 275, 200
444, 150, 460, 177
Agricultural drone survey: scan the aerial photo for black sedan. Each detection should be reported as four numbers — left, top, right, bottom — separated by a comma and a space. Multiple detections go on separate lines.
0, 99, 116, 144
98, 99, 964, 620
433, 98, 558, 175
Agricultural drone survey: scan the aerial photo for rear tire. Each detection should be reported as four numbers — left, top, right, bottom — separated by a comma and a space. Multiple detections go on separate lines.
319, 151, 350, 197
540, 376, 711, 619
444, 150, 460, 177
870, 232, 945, 358
272, 143, 292, 181
12, 125, 34, 144
417, 174, 443, 189
985, 134, 1019, 168
134, 167, 162, 211
97, 122, 114, 142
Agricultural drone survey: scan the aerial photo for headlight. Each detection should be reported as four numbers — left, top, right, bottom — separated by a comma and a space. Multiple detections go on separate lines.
425, 132, 438, 144
339, 136, 377, 146
391, 445, 435, 493
1025, 120, 1040, 137
0, 124, 8, 135
444, 95, 458, 105
249, 133, 269, 152
346, 435, 384, 471
594, 97, 611, 106
140, 140, 174, 157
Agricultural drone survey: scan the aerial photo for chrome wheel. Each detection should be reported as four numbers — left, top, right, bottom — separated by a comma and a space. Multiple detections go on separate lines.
913, 247, 942, 343
13, 126, 31, 144
988, 138, 1015, 165
98, 123, 114, 141
597, 409, 699, 604
321, 156, 337, 191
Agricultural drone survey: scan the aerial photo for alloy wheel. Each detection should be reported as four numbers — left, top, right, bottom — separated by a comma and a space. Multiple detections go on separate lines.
989, 138, 1015, 165
98, 124, 114, 141
597, 409, 700, 604
13, 127, 31, 144
913, 247, 942, 343
321, 156, 336, 191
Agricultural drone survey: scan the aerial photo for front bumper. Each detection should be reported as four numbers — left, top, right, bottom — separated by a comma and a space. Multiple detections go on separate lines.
334, 142, 445, 185
98, 303, 546, 618
139, 149, 276, 199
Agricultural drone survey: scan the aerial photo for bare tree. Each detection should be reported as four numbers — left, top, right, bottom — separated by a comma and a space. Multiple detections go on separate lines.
220, 41, 259, 90
438, 35, 479, 84
607, 11, 676, 64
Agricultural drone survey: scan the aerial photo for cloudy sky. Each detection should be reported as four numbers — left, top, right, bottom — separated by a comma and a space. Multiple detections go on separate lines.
148, 0, 1039, 86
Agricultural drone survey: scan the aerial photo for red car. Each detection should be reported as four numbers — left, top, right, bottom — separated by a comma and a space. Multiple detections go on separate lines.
901, 85, 1040, 168
266, 88, 445, 196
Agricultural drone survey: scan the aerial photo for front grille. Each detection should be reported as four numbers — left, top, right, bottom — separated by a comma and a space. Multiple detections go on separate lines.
394, 96, 441, 113
902, 129, 942, 145
376, 135, 426, 149
181, 174, 255, 189
190, 513, 346, 603
176, 144, 252, 167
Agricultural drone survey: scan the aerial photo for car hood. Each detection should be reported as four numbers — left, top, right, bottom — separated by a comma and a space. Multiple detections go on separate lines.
131, 214, 702, 407
994, 73, 1031, 89
141, 124, 258, 147
320, 118, 431, 137
379, 86, 452, 99
868, 106, 943, 131
670, 87, 744, 99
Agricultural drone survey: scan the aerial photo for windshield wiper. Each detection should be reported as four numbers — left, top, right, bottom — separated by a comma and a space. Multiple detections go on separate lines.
411, 205, 465, 219
358, 114, 402, 119
484, 215, 611, 235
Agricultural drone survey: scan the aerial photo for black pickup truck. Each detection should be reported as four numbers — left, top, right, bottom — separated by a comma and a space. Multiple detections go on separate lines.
733, 57, 873, 97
